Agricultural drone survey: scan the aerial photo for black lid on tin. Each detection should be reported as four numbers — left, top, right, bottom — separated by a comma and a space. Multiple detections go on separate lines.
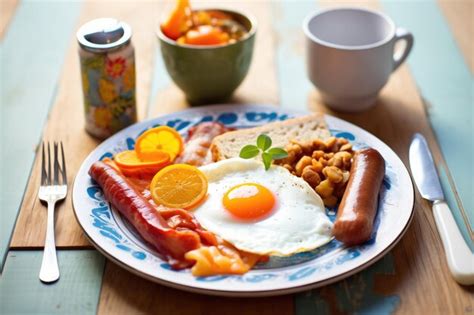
77, 18, 132, 52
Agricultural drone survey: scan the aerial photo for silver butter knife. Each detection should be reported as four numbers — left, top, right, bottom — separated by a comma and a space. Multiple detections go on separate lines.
409, 133, 474, 285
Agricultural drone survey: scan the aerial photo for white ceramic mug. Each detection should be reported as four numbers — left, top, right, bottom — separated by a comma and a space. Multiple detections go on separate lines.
303, 7, 414, 112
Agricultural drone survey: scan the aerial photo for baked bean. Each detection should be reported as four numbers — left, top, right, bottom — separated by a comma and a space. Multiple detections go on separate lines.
280, 143, 302, 165
291, 140, 313, 156
325, 137, 337, 148
289, 143, 303, 154
340, 143, 352, 152
324, 152, 334, 159
323, 166, 343, 183
319, 157, 328, 167
311, 159, 324, 173
328, 156, 343, 168
337, 138, 349, 145
312, 139, 326, 150
323, 195, 338, 207
326, 137, 340, 152
335, 151, 350, 159
312, 150, 325, 160
295, 156, 313, 176
275, 136, 355, 207
335, 151, 352, 168
302, 166, 321, 187
316, 179, 334, 198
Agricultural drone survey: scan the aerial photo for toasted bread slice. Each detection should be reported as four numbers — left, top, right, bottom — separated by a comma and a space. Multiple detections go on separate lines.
210, 113, 330, 161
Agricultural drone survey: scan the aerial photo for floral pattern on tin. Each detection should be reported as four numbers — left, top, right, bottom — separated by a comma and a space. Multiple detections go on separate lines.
106, 56, 127, 77
79, 45, 137, 138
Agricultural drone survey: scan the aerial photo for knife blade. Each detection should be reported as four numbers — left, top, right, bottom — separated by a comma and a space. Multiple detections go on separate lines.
409, 133, 474, 285
409, 133, 444, 201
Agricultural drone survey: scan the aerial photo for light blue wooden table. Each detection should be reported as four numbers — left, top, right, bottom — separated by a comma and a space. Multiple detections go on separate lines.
1, 0, 472, 314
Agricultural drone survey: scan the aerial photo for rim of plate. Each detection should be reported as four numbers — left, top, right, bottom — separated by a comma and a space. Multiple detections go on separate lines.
72, 104, 414, 297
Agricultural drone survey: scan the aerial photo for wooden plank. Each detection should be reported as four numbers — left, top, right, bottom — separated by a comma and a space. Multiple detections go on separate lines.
0, 0, 81, 265
0, 250, 105, 315
147, 0, 279, 118
438, 0, 474, 72
295, 254, 400, 314
10, 0, 158, 249
296, 0, 474, 314
97, 261, 293, 315
273, 0, 316, 111
382, 0, 473, 248
0, 0, 18, 39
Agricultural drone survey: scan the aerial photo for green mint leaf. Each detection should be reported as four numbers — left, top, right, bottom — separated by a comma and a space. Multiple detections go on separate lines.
257, 134, 272, 151
267, 147, 288, 160
239, 145, 260, 159
262, 152, 272, 170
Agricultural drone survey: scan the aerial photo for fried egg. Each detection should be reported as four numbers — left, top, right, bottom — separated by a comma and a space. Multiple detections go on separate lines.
194, 158, 333, 256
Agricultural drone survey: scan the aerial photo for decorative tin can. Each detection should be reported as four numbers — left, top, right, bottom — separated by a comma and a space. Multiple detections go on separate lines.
77, 18, 137, 139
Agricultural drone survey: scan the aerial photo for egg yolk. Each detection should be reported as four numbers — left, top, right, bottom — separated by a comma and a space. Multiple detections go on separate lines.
223, 183, 275, 220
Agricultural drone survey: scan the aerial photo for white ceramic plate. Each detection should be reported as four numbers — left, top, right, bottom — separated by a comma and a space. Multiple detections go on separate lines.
73, 104, 414, 297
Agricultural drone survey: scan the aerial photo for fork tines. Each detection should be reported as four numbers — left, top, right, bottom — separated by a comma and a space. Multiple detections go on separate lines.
41, 142, 67, 186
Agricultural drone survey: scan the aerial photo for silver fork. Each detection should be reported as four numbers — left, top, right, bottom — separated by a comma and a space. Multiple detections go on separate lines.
38, 142, 67, 283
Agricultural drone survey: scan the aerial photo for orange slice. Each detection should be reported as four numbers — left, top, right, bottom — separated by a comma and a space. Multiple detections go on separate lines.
114, 150, 171, 179
114, 150, 170, 169
135, 126, 184, 162
150, 164, 208, 210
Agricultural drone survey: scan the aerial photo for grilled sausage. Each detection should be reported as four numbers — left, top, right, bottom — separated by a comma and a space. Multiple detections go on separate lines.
89, 161, 202, 268
332, 148, 385, 246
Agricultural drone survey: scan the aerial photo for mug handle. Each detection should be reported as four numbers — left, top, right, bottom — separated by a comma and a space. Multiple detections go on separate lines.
393, 27, 414, 71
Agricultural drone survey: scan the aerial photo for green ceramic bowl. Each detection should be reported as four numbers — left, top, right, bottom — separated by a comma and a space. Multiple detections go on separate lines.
157, 9, 257, 105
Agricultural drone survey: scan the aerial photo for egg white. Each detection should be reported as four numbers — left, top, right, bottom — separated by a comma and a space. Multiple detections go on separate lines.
194, 158, 333, 256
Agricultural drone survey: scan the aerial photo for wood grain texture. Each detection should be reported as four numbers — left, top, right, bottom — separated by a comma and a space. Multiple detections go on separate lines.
296, 254, 400, 314
5, 0, 473, 314
273, 0, 315, 111
147, 0, 279, 118
383, 0, 474, 245
439, 0, 474, 72
298, 1, 474, 314
10, 0, 158, 248
1, 1, 81, 264
0, 0, 18, 39
0, 250, 105, 315
97, 261, 293, 315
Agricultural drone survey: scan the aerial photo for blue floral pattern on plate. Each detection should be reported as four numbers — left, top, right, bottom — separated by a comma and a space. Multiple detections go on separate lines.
87, 185, 147, 260
86, 110, 391, 282
73, 104, 414, 296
